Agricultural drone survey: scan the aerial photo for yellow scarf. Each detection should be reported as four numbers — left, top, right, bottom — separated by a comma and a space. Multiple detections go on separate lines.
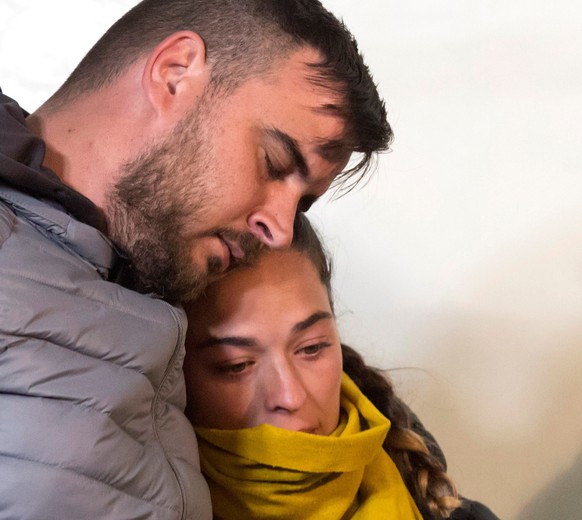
195, 373, 423, 519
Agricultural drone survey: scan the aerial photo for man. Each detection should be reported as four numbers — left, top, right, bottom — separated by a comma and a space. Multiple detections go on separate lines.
0, 1, 391, 518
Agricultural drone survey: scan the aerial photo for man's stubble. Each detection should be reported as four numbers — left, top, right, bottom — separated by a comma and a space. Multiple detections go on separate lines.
105, 98, 261, 303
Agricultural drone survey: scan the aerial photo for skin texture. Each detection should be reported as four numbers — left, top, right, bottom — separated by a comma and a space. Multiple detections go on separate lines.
28, 33, 350, 301
184, 250, 343, 435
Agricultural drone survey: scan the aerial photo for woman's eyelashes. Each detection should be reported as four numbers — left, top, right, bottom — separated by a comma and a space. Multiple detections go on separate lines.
216, 360, 255, 376
213, 341, 332, 376
297, 342, 332, 358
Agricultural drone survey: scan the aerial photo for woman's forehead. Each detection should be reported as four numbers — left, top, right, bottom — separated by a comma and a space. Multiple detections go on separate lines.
190, 250, 327, 323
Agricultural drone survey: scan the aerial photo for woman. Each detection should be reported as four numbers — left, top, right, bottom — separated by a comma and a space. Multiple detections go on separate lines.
184, 214, 499, 520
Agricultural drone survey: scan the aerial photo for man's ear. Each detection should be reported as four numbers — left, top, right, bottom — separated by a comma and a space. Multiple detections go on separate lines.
143, 31, 210, 116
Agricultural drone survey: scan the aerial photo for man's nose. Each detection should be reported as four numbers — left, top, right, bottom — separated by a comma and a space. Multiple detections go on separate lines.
247, 184, 300, 249
264, 361, 307, 413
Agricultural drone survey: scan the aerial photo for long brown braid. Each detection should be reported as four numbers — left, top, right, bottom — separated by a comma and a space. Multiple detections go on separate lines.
291, 214, 462, 518
341, 343, 462, 519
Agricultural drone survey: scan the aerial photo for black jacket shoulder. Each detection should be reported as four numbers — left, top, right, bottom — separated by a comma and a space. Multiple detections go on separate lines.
450, 499, 500, 520
406, 408, 500, 520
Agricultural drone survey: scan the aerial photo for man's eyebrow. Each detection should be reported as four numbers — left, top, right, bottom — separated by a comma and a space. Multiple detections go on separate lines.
266, 128, 310, 179
292, 311, 333, 333
266, 128, 350, 179
197, 336, 258, 349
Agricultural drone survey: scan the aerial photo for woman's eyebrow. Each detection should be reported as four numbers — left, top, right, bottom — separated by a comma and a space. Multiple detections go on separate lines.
197, 336, 257, 349
292, 311, 333, 333
196, 312, 332, 348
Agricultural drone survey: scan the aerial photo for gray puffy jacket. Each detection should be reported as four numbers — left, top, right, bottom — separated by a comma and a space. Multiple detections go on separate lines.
0, 101, 211, 519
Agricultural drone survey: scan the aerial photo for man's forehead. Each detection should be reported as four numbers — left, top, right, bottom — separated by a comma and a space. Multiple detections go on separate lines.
251, 48, 354, 175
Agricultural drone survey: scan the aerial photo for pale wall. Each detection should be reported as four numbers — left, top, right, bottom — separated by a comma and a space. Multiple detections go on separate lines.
2, 1, 581, 518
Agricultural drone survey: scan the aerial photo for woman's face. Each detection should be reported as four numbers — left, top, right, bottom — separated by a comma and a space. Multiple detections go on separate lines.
184, 250, 342, 435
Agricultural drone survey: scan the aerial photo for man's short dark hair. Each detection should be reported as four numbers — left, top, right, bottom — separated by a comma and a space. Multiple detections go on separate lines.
52, 0, 392, 187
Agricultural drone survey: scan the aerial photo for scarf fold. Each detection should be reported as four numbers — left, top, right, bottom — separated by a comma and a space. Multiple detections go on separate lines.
195, 373, 423, 519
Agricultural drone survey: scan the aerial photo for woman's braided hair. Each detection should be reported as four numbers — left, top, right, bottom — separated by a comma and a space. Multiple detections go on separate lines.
291, 214, 462, 519
341, 343, 462, 519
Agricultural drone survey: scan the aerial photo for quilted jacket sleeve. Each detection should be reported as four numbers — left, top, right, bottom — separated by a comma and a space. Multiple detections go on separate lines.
0, 192, 212, 520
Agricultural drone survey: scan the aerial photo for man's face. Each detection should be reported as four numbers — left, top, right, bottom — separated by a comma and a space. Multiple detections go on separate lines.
106, 47, 350, 302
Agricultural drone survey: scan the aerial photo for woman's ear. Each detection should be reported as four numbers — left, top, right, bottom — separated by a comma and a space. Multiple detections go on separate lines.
143, 30, 210, 116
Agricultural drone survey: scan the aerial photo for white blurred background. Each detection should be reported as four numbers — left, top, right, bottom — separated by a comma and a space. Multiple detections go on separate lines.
2, 1, 581, 518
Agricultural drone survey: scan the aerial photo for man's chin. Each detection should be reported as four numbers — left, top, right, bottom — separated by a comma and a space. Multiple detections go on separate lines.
154, 247, 264, 303
206, 255, 225, 277
143, 267, 208, 304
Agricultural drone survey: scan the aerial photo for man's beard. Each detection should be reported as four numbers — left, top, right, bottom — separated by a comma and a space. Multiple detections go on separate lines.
104, 103, 262, 303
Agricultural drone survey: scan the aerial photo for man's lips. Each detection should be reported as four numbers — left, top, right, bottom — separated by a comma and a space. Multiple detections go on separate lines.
212, 230, 263, 273
214, 235, 245, 273
220, 236, 245, 261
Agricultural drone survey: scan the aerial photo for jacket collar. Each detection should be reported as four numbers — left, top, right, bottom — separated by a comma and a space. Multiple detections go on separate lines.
0, 88, 107, 233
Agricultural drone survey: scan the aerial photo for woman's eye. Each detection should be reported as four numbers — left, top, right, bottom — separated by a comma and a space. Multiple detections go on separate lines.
265, 153, 286, 180
217, 361, 254, 375
299, 343, 330, 357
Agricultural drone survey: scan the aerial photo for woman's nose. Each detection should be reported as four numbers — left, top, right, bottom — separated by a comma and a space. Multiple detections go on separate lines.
264, 361, 307, 413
